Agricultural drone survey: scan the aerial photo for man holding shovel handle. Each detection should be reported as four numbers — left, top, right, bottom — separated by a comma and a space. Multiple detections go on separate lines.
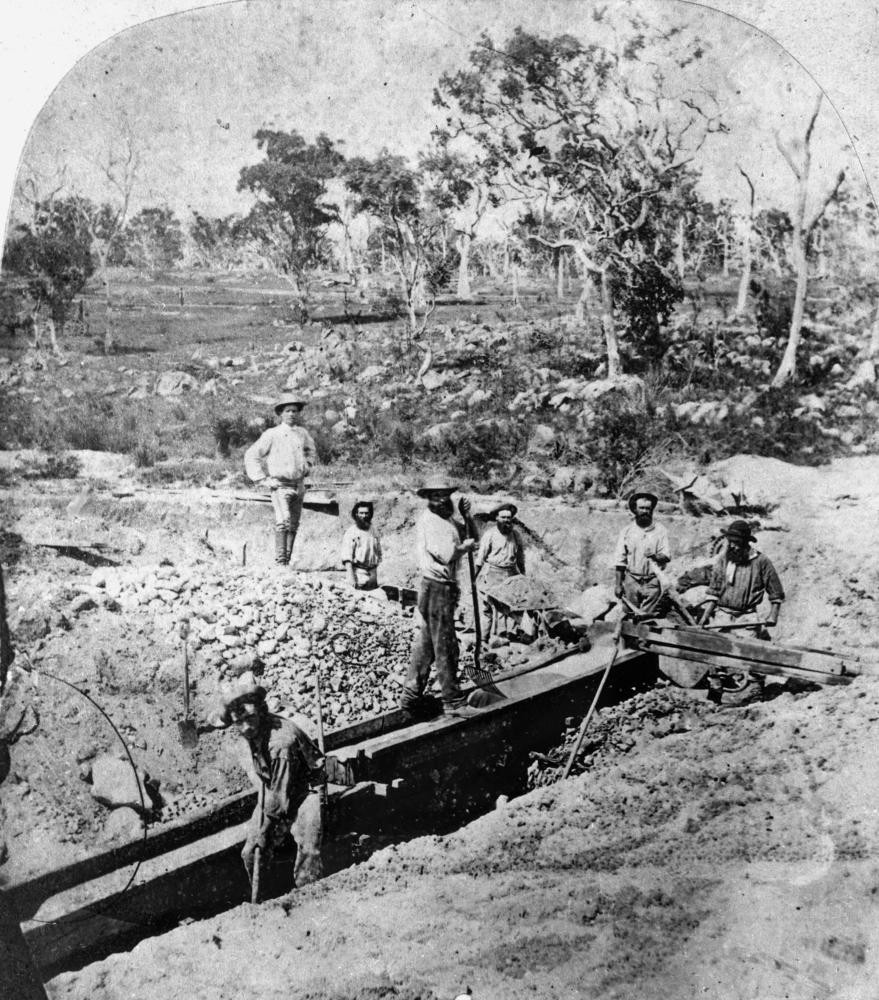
216, 673, 325, 901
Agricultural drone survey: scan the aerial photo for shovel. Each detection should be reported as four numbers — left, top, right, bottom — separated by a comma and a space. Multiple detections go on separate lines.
177, 620, 198, 749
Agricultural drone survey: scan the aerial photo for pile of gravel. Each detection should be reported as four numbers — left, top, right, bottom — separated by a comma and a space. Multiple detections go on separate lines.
86, 564, 417, 729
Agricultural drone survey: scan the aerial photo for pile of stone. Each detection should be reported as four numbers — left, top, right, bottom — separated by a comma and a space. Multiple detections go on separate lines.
90, 564, 416, 730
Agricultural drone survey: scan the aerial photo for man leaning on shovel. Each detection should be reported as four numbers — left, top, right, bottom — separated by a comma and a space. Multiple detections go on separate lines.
244, 394, 316, 566
401, 476, 485, 720
215, 672, 325, 896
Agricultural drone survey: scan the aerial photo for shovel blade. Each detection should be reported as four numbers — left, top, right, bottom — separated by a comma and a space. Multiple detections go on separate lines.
178, 718, 198, 749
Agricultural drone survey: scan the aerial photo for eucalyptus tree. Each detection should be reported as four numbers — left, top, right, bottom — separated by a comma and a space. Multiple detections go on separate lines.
434, 13, 726, 377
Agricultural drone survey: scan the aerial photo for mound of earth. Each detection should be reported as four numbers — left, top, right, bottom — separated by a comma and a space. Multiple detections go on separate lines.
3, 452, 879, 998
48, 676, 879, 1000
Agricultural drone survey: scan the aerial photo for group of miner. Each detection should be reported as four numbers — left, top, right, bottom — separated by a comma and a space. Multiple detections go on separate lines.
228, 392, 785, 897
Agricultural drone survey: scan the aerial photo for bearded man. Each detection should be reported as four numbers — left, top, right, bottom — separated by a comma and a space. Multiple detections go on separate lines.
613, 490, 671, 614
700, 519, 784, 638
340, 500, 382, 591
474, 501, 525, 640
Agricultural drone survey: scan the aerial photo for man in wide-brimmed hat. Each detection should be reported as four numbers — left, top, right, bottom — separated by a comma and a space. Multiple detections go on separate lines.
215, 672, 325, 894
401, 476, 482, 719
340, 499, 382, 591
613, 489, 671, 613
474, 501, 525, 641
700, 519, 784, 637
244, 394, 316, 566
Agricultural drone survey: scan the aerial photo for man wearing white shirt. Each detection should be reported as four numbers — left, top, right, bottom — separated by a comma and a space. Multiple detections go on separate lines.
401, 477, 483, 720
244, 394, 316, 566
340, 500, 382, 591
613, 490, 671, 614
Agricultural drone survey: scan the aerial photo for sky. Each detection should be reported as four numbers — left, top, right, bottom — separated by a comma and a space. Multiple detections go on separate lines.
1, 0, 877, 235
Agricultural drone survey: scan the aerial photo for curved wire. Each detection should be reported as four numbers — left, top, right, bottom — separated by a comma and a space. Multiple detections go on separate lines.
16, 654, 150, 925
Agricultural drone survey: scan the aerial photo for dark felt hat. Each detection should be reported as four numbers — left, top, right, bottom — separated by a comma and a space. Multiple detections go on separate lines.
721, 519, 757, 544
490, 501, 518, 518
627, 490, 659, 514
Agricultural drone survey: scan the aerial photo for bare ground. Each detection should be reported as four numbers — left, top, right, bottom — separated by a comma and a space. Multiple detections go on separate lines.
2, 452, 878, 998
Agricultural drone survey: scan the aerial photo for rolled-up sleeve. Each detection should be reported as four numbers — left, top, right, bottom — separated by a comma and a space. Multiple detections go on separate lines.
761, 557, 785, 603
612, 528, 628, 568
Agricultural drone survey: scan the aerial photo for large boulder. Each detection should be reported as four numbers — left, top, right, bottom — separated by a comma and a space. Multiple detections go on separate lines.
90, 755, 153, 814
527, 424, 557, 457
155, 371, 196, 397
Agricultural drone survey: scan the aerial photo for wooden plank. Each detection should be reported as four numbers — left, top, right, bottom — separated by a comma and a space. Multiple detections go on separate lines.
635, 624, 849, 676
650, 645, 849, 686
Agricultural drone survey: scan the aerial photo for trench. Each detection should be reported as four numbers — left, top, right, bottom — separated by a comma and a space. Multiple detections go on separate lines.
19, 652, 658, 981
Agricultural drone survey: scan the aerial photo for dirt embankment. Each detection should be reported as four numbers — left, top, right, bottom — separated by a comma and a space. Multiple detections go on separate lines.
48, 676, 879, 1000
4, 452, 879, 998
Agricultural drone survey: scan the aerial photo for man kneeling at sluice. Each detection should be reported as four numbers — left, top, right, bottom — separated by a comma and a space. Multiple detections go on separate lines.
216, 672, 325, 894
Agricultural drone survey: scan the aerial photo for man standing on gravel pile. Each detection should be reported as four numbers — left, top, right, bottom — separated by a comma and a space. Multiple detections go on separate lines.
217, 672, 325, 893
613, 490, 671, 614
474, 501, 525, 642
700, 520, 784, 638
401, 477, 483, 720
340, 500, 382, 591
244, 394, 316, 567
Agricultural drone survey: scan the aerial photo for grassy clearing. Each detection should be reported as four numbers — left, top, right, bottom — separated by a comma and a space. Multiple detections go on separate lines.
0, 270, 875, 497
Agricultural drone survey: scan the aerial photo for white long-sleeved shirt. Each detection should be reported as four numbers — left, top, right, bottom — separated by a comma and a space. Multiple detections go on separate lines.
244, 424, 316, 485
340, 524, 382, 569
415, 509, 465, 584
612, 521, 671, 576
475, 525, 524, 573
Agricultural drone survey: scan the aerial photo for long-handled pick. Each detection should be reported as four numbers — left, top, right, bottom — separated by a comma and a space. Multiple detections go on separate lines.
177, 620, 198, 749
561, 623, 623, 780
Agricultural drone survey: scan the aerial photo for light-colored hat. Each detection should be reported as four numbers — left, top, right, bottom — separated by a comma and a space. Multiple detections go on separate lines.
274, 394, 308, 414
416, 476, 458, 498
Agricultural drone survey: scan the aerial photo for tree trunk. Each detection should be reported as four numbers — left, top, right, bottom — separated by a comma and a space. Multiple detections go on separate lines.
675, 217, 686, 281
772, 241, 809, 386
600, 270, 621, 379
735, 251, 752, 316
556, 252, 565, 301
456, 232, 472, 299
869, 305, 879, 360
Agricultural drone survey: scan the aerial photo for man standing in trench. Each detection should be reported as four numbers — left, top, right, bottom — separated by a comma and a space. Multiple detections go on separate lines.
700, 520, 784, 637
244, 394, 316, 566
474, 501, 525, 642
401, 477, 483, 720
217, 673, 325, 894
613, 489, 671, 614
340, 500, 382, 591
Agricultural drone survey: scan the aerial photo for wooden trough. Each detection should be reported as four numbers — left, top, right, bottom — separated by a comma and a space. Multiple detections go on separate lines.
6, 628, 651, 978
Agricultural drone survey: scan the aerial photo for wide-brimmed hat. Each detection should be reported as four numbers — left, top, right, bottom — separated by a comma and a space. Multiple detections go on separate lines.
351, 500, 375, 518
214, 671, 267, 726
416, 476, 458, 498
274, 394, 307, 414
627, 490, 659, 514
721, 519, 757, 544
491, 501, 518, 518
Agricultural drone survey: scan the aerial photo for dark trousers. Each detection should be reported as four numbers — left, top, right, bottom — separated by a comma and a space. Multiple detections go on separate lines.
402, 579, 463, 709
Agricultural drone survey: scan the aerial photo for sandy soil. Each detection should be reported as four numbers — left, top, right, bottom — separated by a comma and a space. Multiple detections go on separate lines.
3, 452, 879, 998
